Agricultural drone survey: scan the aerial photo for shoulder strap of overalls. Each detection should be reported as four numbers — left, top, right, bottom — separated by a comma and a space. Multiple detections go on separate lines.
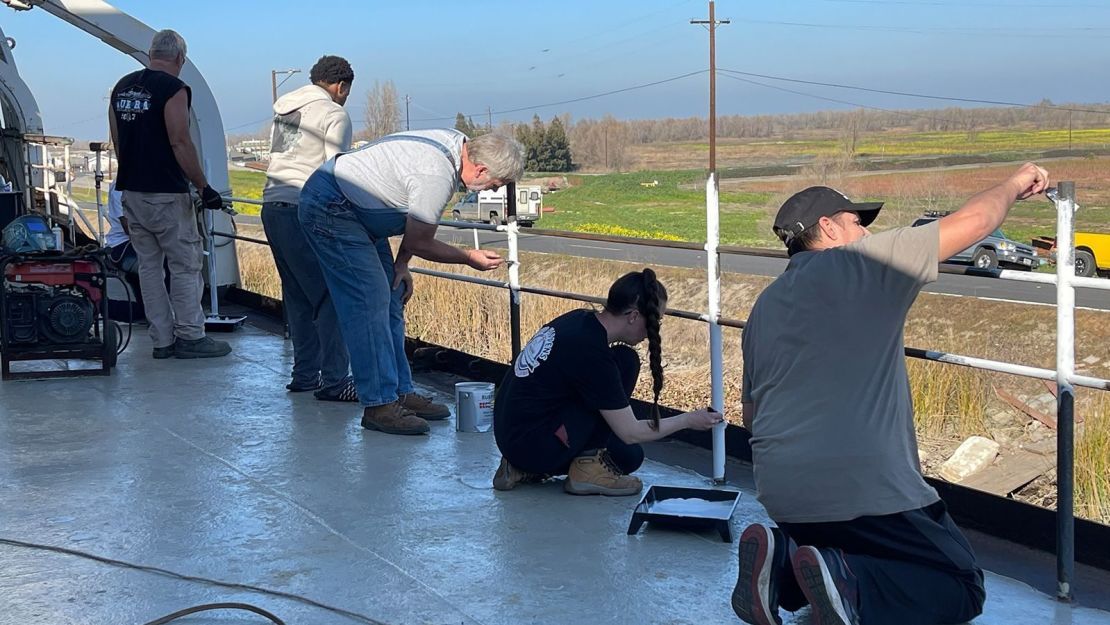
345, 134, 460, 176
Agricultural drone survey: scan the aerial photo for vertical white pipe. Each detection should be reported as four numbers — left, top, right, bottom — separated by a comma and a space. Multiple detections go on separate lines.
507, 222, 521, 304
473, 227, 480, 250
1055, 186, 1076, 390
706, 172, 726, 483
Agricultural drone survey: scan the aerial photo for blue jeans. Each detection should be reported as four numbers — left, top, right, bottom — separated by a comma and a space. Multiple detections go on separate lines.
298, 158, 413, 407
261, 201, 350, 392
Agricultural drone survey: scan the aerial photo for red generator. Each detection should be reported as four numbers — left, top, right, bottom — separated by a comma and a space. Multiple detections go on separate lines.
1, 251, 117, 380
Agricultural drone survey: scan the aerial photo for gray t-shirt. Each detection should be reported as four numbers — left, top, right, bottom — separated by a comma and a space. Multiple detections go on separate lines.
741, 222, 941, 523
333, 129, 465, 225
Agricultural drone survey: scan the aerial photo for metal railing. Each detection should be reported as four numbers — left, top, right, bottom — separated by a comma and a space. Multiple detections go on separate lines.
223, 180, 1108, 600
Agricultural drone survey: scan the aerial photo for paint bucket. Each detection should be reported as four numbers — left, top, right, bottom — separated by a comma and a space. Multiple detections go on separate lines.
455, 382, 495, 433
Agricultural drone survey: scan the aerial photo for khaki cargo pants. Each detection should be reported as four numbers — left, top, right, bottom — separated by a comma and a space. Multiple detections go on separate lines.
120, 191, 205, 347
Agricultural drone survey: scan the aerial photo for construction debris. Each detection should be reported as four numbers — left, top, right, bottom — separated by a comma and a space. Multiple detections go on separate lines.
939, 436, 1000, 483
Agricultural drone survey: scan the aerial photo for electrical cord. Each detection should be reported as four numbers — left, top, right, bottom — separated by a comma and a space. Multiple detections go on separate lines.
143, 603, 285, 625
107, 272, 133, 355
0, 538, 393, 625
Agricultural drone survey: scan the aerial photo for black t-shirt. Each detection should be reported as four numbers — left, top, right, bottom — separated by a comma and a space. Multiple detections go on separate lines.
111, 69, 192, 193
494, 309, 630, 444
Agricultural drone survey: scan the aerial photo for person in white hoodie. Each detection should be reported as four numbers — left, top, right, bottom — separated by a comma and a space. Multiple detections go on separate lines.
262, 55, 356, 399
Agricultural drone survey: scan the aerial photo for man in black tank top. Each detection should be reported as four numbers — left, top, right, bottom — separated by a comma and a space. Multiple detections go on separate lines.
109, 29, 230, 360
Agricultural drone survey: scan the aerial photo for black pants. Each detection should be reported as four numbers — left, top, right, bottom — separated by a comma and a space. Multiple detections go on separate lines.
777, 500, 985, 625
499, 344, 645, 476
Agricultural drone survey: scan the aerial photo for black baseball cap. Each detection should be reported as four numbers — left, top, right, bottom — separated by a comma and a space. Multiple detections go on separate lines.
772, 186, 883, 245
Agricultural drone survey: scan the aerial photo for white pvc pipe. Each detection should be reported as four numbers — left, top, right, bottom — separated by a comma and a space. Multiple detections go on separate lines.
706, 172, 726, 483
1057, 191, 1077, 387
992, 268, 1110, 291
474, 227, 481, 250
507, 221, 521, 306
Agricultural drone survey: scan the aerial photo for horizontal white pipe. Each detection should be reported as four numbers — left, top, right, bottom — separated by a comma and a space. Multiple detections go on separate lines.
1071, 275, 1110, 291
993, 269, 1110, 291
915, 348, 1108, 390
226, 196, 263, 205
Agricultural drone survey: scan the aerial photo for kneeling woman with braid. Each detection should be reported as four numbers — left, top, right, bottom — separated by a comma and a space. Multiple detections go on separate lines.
492, 269, 722, 496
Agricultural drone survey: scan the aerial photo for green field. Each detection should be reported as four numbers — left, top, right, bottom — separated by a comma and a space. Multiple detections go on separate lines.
536, 170, 775, 246
228, 169, 265, 215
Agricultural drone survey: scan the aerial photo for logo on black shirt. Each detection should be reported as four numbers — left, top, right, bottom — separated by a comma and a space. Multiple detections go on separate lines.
514, 326, 555, 378
114, 86, 152, 122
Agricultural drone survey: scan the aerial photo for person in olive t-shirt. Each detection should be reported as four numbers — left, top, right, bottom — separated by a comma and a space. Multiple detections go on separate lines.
109, 29, 228, 360
493, 269, 722, 496
730, 163, 1049, 625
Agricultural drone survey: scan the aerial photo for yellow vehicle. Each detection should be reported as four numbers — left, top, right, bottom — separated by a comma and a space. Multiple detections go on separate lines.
1074, 233, 1110, 278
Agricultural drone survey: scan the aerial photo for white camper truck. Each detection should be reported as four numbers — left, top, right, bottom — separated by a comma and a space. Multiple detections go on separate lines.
451, 185, 542, 227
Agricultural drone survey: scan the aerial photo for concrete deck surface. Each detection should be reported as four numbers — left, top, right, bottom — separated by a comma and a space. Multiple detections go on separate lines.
1, 326, 1107, 625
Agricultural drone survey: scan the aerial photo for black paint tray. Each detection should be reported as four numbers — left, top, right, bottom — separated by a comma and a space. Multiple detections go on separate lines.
627, 484, 742, 542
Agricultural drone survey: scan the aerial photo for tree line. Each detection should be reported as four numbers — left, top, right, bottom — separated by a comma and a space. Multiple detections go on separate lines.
238, 78, 1110, 173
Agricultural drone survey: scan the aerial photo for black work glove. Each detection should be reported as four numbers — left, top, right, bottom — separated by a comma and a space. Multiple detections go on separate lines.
200, 185, 224, 210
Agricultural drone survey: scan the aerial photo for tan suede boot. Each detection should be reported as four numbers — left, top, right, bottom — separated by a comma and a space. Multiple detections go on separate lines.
400, 392, 450, 421
361, 401, 430, 435
493, 457, 544, 491
564, 449, 643, 496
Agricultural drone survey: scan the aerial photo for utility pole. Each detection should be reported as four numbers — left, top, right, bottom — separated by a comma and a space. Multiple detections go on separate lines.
487, 106, 493, 131
1068, 110, 1073, 152
271, 68, 301, 104
604, 127, 608, 171
405, 95, 411, 131
691, 1, 729, 175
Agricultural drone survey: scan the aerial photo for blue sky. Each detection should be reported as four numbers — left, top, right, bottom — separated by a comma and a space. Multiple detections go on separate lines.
5, 0, 1110, 140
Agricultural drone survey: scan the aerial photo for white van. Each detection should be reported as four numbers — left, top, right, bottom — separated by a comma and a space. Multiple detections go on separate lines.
451, 185, 542, 227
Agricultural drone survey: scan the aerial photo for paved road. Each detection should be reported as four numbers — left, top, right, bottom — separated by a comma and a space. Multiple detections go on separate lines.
436, 227, 1110, 311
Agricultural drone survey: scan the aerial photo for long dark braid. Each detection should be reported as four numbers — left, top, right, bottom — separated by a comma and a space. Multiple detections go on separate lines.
605, 269, 669, 430
639, 268, 666, 430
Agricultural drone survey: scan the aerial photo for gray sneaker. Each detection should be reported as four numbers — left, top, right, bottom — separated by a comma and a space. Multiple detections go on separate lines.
173, 336, 232, 359
152, 344, 175, 359
791, 546, 860, 625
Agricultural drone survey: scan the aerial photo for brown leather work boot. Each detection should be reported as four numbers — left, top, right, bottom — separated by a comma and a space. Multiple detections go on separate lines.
564, 449, 643, 496
400, 392, 450, 421
493, 456, 544, 491
361, 401, 430, 435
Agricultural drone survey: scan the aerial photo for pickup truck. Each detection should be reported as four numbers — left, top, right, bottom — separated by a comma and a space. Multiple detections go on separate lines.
911, 213, 1041, 270
1071, 233, 1110, 277
450, 185, 543, 227
1032, 232, 1110, 277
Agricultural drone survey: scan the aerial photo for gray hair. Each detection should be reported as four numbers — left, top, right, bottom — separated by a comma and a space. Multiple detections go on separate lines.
468, 133, 525, 182
149, 29, 187, 62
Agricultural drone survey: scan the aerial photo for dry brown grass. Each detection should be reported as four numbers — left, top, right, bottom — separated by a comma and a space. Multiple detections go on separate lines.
236, 239, 1110, 523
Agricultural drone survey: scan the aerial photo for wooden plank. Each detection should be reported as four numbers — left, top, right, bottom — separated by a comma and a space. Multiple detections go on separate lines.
960, 450, 1056, 496
1043, 379, 1059, 398
995, 387, 1057, 429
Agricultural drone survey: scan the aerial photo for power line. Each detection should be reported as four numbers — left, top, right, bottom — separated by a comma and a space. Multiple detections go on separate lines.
717, 68, 1110, 115
718, 72, 968, 127
225, 115, 274, 132
820, 0, 1110, 8
407, 69, 709, 123
732, 17, 1110, 37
